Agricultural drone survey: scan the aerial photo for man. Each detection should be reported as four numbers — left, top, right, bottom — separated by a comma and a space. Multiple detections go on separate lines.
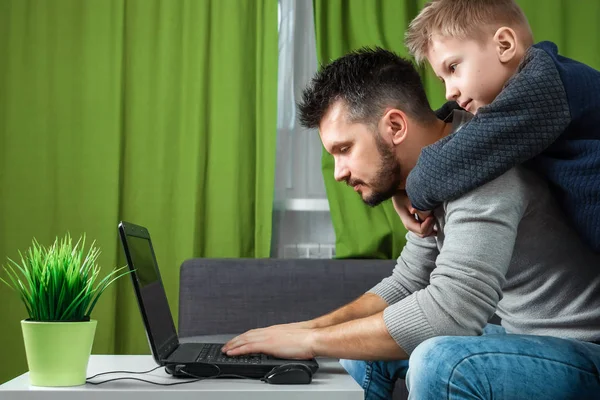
223, 47, 600, 400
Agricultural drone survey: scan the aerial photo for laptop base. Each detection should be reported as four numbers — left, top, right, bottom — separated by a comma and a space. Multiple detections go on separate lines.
165, 362, 273, 379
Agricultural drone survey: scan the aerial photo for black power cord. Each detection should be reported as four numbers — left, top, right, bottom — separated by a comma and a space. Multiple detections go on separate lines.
86, 365, 163, 380
177, 367, 257, 381
85, 363, 259, 386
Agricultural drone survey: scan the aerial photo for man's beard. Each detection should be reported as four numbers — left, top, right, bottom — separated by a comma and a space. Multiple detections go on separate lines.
358, 135, 402, 207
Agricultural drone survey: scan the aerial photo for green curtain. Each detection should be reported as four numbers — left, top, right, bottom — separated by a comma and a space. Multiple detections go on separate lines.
517, 0, 600, 69
313, 0, 600, 260
0, 0, 277, 383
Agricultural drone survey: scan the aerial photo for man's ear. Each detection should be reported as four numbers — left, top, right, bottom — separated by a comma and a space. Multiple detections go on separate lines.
381, 108, 409, 146
494, 27, 518, 63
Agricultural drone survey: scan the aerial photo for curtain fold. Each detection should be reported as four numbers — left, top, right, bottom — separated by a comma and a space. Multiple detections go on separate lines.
115, 0, 278, 355
0, 0, 278, 380
0, 0, 125, 382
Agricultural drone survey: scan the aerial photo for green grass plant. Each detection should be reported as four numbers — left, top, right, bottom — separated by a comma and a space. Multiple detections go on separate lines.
1, 233, 130, 321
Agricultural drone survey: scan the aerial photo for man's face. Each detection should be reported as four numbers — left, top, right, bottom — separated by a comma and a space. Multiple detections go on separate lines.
319, 102, 402, 207
426, 35, 512, 113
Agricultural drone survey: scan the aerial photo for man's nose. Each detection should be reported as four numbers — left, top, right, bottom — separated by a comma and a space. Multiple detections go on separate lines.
445, 83, 459, 101
333, 159, 349, 182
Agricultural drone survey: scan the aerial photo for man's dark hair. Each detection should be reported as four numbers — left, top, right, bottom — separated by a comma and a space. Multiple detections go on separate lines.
298, 47, 436, 129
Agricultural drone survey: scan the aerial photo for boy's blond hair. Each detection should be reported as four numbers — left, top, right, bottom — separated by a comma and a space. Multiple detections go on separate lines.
405, 0, 534, 64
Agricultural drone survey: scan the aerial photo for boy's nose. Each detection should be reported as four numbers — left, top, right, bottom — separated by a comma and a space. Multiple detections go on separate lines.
445, 85, 459, 101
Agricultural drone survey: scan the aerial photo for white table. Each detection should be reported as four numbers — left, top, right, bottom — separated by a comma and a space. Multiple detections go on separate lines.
0, 354, 363, 400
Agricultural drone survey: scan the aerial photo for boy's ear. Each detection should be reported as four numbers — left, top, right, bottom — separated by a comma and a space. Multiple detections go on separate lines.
381, 108, 408, 146
493, 27, 518, 63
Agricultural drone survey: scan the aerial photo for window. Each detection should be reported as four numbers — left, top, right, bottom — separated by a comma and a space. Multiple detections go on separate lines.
271, 0, 335, 259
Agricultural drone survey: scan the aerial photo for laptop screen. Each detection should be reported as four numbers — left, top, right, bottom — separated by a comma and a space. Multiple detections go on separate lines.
124, 233, 179, 360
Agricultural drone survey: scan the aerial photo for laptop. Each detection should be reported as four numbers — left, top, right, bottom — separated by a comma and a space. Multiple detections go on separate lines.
117, 221, 319, 380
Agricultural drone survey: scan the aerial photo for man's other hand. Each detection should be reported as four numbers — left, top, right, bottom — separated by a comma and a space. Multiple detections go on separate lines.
221, 324, 316, 360
392, 193, 436, 238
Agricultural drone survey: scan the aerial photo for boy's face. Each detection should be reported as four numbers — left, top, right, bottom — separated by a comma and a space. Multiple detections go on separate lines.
426, 35, 514, 113
319, 101, 403, 207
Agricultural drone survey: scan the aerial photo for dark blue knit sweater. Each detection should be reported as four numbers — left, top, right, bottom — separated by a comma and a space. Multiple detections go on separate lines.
406, 41, 600, 252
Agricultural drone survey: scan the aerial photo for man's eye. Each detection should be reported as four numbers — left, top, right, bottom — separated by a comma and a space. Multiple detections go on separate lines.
340, 147, 350, 154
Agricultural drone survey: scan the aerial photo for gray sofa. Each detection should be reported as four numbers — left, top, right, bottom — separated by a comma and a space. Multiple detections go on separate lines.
178, 258, 409, 400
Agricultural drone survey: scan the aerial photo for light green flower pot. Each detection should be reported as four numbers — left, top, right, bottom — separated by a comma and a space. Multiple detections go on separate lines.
21, 319, 97, 386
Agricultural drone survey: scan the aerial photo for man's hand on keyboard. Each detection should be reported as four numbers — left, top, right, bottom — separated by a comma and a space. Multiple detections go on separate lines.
221, 324, 316, 360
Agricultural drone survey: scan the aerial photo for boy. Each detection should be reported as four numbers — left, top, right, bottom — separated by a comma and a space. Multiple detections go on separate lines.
402, 0, 600, 252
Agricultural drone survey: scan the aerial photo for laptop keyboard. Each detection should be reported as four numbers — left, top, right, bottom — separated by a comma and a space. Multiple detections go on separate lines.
197, 343, 264, 364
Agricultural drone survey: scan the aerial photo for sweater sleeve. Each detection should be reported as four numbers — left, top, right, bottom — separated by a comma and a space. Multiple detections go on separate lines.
406, 45, 571, 211
368, 231, 439, 304
382, 168, 529, 354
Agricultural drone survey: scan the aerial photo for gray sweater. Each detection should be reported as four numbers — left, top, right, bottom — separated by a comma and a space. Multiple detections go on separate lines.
369, 113, 600, 354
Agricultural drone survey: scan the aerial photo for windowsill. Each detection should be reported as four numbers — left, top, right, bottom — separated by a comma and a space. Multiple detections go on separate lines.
274, 198, 330, 211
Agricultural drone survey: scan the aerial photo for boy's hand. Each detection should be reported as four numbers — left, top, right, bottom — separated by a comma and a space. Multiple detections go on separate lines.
392, 193, 436, 238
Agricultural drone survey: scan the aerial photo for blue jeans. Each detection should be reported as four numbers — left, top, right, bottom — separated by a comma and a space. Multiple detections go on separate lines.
340, 324, 600, 400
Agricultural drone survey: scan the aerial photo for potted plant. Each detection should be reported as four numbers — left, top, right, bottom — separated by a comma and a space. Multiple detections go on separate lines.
0, 233, 130, 387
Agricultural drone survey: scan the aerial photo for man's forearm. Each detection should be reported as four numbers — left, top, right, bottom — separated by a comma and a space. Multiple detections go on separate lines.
310, 312, 408, 360
308, 293, 389, 328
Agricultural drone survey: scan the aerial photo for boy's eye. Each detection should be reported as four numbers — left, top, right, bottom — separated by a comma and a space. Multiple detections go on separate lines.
449, 63, 457, 73
340, 146, 350, 154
